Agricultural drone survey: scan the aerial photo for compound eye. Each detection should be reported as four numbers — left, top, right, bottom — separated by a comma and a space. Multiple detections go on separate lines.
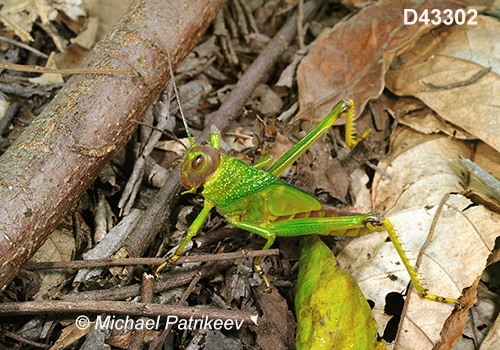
192, 154, 205, 171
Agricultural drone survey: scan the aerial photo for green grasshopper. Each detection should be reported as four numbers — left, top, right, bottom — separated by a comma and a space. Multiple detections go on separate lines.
154, 97, 458, 306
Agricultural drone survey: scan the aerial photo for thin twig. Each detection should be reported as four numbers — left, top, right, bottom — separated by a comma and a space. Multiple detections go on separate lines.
232, 0, 250, 43
423, 66, 492, 90
119, 91, 172, 216
458, 155, 500, 202
0, 300, 259, 325
364, 160, 394, 180
63, 260, 234, 302
24, 249, 280, 270
0, 61, 133, 75
0, 35, 48, 58
297, 0, 305, 50
128, 274, 155, 350
1, 330, 50, 349
199, 0, 322, 141
239, 0, 259, 33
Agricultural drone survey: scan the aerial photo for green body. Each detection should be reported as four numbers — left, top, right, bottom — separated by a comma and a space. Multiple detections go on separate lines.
203, 154, 321, 225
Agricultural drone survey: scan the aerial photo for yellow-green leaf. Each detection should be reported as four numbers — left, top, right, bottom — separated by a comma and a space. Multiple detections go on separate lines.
295, 235, 385, 350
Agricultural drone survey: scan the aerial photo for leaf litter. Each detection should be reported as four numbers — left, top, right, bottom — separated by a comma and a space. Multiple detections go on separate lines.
294, 0, 500, 349
385, 15, 500, 153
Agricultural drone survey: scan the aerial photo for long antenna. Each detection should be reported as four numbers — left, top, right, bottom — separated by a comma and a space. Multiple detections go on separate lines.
166, 48, 195, 148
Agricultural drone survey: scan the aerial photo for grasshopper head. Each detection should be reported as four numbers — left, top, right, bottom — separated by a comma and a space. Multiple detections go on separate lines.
180, 145, 220, 189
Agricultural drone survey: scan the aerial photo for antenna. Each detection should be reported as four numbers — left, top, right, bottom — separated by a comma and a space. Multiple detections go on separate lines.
166, 48, 195, 148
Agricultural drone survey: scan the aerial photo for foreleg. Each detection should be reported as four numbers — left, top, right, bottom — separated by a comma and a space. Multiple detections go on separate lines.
154, 200, 215, 277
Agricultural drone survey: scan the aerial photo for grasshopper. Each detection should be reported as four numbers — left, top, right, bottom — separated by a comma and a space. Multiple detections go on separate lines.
154, 94, 458, 306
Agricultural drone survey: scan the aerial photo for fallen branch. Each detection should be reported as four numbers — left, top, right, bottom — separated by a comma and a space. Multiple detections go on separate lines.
0, 0, 226, 292
0, 300, 258, 325
63, 260, 234, 302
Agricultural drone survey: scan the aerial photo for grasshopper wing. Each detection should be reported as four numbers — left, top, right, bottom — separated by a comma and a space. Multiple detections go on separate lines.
262, 182, 321, 216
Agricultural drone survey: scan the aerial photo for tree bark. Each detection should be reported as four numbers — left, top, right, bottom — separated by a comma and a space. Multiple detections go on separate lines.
0, 0, 226, 292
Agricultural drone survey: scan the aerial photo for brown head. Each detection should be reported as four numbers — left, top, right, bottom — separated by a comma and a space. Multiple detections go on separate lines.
180, 144, 220, 189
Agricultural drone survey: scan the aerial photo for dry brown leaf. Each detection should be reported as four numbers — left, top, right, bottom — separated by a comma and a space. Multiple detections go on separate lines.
336, 126, 500, 349
30, 228, 75, 301
296, 0, 493, 124
88, 0, 134, 41
386, 15, 500, 153
49, 322, 93, 350
460, 283, 499, 348
28, 52, 64, 85
251, 287, 296, 350
390, 197, 498, 349
372, 126, 472, 214
52, 0, 87, 21
248, 84, 284, 116
155, 138, 191, 157
338, 196, 499, 349
70, 16, 99, 49
295, 149, 350, 202
349, 168, 373, 213
0, 0, 88, 43
0, 0, 38, 41
382, 96, 474, 139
